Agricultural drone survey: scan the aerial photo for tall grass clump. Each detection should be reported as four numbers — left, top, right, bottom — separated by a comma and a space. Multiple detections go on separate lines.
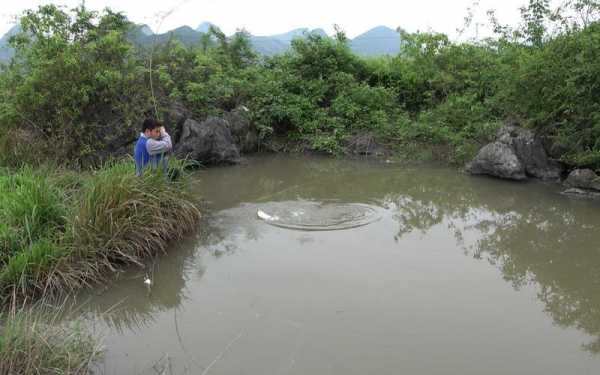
0, 127, 48, 168
0, 304, 102, 375
62, 161, 201, 288
0, 167, 68, 299
0, 161, 201, 303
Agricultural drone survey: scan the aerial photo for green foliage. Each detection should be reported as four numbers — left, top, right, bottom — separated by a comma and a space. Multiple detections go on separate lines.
491, 21, 600, 166
0, 167, 66, 269
151, 28, 259, 118
0, 4, 150, 166
520, 0, 552, 47
2, 1, 600, 166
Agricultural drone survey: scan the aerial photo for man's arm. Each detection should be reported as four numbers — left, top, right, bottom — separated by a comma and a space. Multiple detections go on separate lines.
146, 128, 172, 156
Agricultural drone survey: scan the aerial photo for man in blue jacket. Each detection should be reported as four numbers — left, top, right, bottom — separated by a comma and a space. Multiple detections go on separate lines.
134, 118, 173, 176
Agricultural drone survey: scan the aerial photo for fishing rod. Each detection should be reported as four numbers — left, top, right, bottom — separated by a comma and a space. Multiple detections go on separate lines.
147, 0, 192, 119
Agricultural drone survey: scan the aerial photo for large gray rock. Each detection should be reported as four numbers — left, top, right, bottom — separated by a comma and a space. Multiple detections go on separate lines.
467, 124, 564, 181
175, 117, 240, 164
223, 106, 259, 153
466, 141, 526, 180
497, 125, 563, 180
160, 102, 191, 144
563, 169, 600, 191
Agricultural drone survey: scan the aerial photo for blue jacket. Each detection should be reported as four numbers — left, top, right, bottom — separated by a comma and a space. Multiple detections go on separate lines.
134, 135, 166, 175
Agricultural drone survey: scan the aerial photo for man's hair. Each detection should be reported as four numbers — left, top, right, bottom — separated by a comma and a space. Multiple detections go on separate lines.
142, 118, 160, 132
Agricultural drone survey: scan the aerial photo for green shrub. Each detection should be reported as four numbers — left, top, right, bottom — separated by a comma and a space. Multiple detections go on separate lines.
0, 5, 150, 166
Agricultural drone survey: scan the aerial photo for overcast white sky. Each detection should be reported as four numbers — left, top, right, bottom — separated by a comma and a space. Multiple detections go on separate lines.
1, 0, 535, 39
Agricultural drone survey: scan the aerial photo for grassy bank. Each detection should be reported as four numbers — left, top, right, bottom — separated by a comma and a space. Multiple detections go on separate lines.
0, 161, 202, 303
0, 304, 102, 375
0, 161, 201, 373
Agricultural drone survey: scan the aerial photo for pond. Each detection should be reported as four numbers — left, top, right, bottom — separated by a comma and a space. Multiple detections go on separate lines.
81, 155, 600, 375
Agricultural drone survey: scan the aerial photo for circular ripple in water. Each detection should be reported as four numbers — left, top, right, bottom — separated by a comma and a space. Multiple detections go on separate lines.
257, 200, 381, 231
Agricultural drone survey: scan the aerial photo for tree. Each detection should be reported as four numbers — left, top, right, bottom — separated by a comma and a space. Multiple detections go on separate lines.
1, 4, 148, 165
520, 0, 551, 47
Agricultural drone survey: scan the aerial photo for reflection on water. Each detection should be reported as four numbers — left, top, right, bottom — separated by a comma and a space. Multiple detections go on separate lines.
77, 233, 205, 332
75, 155, 600, 374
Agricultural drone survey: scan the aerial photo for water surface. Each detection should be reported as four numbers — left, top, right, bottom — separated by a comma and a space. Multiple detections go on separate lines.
83, 155, 600, 375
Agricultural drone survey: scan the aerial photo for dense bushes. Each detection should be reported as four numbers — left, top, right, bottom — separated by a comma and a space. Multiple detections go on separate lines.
0, 5, 150, 166
505, 23, 600, 165
2, 1, 600, 166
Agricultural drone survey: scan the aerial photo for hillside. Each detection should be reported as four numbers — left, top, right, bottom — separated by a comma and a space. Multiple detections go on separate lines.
196, 22, 217, 33
139, 24, 154, 35
0, 23, 403, 60
350, 26, 402, 56
0, 25, 20, 62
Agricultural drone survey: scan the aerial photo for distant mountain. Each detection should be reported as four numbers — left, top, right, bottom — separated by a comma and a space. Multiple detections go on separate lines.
311, 28, 328, 38
253, 28, 330, 55
128, 25, 329, 56
139, 24, 154, 36
350, 26, 402, 56
130, 25, 203, 48
0, 25, 20, 62
0, 23, 403, 61
248, 36, 288, 56
196, 22, 216, 33
270, 28, 315, 43
158, 26, 202, 46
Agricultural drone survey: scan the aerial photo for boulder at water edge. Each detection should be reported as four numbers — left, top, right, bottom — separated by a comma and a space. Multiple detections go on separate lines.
467, 124, 563, 180
561, 188, 600, 199
223, 106, 259, 153
466, 141, 526, 180
563, 169, 600, 191
160, 102, 191, 144
175, 117, 240, 164
497, 125, 563, 180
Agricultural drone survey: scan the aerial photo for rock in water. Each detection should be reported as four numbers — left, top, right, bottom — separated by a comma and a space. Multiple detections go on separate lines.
175, 117, 240, 164
496, 126, 563, 180
466, 124, 564, 181
466, 142, 526, 180
563, 169, 600, 191
223, 106, 259, 154
561, 188, 600, 200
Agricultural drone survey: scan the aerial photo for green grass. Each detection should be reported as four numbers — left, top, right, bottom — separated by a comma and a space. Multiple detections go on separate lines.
0, 167, 68, 298
0, 304, 102, 375
0, 160, 200, 374
0, 161, 201, 303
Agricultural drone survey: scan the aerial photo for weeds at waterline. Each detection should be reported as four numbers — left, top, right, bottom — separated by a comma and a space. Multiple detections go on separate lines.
0, 300, 103, 375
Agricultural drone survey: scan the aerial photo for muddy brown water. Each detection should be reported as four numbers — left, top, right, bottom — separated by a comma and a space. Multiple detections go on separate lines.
80, 155, 600, 375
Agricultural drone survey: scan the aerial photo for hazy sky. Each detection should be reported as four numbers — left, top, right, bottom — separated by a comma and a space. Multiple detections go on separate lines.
1, 0, 534, 39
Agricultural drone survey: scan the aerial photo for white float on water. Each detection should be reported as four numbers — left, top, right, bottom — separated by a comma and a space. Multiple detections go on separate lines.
257, 210, 279, 222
